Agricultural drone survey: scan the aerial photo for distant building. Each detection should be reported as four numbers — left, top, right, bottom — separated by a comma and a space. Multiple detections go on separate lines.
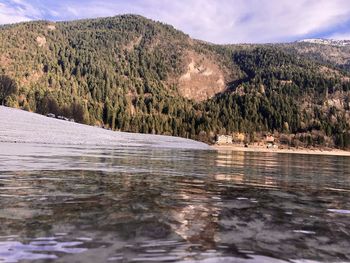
264, 134, 278, 149
233, 133, 245, 143
265, 135, 275, 143
216, 135, 233, 144
267, 143, 278, 149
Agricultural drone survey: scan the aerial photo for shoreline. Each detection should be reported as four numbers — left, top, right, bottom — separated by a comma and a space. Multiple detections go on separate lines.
213, 144, 350, 156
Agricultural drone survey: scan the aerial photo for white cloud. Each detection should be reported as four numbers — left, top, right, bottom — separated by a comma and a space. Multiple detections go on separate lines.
131, 0, 350, 43
0, 2, 31, 24
0, 0, 45, 25
1, 0, 350, 43
54, 0, 350, 43
10, 0, 42, 17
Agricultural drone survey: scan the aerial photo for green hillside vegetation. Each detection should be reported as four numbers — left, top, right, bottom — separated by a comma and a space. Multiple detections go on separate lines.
1, 15, 350, 148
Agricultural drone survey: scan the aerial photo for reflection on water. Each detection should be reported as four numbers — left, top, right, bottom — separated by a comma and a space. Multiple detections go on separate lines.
1, 143, 350, 262
0, 235, 87, 262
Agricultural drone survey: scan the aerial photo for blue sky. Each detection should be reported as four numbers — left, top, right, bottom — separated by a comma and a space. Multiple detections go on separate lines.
1, 0, 350, 44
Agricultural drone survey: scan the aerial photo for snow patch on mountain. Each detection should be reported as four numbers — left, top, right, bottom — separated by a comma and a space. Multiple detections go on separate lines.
298, 38, 350, 47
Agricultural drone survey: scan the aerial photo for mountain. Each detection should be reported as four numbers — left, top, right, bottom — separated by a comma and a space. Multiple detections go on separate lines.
1, 15, 350, 149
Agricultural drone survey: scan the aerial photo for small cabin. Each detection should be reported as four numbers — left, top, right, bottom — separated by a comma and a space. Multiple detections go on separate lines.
267, 143, 278, 149
265, 135, 275, 144
265, 134, 277, 149
216, 135, 233, 145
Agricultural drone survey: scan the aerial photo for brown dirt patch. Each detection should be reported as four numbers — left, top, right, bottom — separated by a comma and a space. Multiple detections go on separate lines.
124, 36, 142, 52
177, 52, 226, 102
47, 25, 56, 31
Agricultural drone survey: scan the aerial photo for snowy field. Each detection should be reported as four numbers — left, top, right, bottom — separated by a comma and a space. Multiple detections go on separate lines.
0, 106, 210, 150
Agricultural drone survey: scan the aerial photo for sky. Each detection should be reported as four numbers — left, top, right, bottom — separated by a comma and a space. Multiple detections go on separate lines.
1, 0, 350, 44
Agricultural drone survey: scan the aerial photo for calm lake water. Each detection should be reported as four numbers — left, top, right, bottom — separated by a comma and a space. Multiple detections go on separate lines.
1, 143, 350, 263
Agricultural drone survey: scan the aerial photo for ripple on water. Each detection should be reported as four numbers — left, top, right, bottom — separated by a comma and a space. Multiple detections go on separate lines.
0, 236, 87, 263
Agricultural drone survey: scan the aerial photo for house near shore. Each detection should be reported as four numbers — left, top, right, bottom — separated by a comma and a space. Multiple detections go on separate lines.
264, 134, 277, 149
216, 135, 233, 144
265, 135, 275, 143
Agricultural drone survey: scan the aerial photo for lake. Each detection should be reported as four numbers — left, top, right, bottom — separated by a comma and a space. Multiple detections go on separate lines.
1, 142, 350, 262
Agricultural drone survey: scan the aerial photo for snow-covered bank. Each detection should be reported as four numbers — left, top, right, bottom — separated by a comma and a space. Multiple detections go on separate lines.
0, 106, 210, 150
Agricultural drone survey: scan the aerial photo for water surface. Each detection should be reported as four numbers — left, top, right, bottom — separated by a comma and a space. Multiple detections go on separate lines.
1, 143, 350, 262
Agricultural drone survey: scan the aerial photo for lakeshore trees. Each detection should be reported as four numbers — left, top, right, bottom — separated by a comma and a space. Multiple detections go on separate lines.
0, 75, 17, 105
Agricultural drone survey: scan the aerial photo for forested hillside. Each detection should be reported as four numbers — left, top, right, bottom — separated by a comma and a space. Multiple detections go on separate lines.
278, 42, 350, 73
1, 15, 350, 148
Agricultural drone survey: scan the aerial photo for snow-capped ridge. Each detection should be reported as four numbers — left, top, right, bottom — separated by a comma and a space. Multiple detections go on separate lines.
298, 38, 350, 47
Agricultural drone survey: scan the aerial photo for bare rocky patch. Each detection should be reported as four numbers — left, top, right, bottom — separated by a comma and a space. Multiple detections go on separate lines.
177, 52, 227, 102
36, 36, 46, 47
124, 36, 142, 51
47, 25, 56, 31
